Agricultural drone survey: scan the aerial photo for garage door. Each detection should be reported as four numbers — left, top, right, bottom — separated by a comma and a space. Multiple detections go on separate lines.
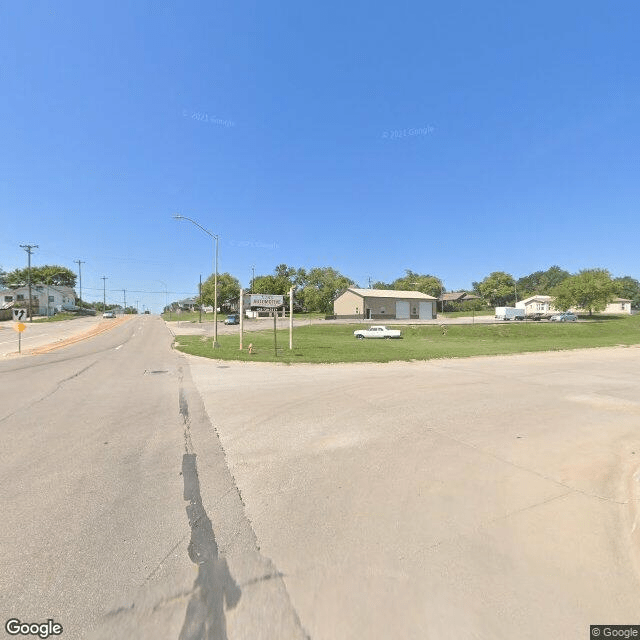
419, 301, 433, 319
396, 301, 410, 319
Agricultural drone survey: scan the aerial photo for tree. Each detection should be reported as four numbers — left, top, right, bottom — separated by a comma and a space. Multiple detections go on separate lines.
516, 266, 570, 298
0, 266, 7, 288
5, 265, 76, 288
552, 269, 618, 315
473, 272, 516, 306
253, 264, 307, 297
200, 272, 241, 312
388, 270, 444, 298
614, 276, 640, 309
300, 267, 355, 314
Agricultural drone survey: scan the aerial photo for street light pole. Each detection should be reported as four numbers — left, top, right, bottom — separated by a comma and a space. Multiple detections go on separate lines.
173, 214, 220, 348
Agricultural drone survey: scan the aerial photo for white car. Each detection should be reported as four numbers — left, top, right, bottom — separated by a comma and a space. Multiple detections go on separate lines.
354, 325, 402, 339
102, 311, 116, 319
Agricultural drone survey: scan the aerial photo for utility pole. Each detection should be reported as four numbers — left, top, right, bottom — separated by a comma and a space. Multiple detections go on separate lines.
101, 276, 107, 312
123, 290, 126, 314
74, 259, 84, 306
252, 265, 255, 293
20, 244, 38, 322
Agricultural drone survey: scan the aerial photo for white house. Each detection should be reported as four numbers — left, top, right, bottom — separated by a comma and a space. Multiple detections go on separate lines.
516, 294, 632, 315
515, 296, 558, 315
0, 285, 76, 316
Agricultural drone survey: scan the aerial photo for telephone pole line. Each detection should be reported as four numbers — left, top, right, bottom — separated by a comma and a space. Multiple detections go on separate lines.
20, 244, 39, 322
123, 289, 126, 313
74, 260, 84, 306
101, 276, 108, 311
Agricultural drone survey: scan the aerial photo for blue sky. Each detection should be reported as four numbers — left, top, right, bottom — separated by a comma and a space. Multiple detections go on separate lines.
1, 1, 639, 312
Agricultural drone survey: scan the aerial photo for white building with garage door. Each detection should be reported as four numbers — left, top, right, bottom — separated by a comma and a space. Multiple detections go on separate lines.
333, 288, 437, 320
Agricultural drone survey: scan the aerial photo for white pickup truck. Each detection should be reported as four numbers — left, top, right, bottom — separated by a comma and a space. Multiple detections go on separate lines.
353, 325, 402, 339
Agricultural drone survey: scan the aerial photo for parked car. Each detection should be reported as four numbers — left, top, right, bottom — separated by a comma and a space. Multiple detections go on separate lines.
354, 325, 402, 339
144, 310, 150, 314
549, 312, 577, 322
224, 314, 239, 325
103, 311, 115, 319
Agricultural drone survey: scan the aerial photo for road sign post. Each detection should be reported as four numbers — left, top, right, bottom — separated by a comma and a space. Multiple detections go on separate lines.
13, 321, 27, 354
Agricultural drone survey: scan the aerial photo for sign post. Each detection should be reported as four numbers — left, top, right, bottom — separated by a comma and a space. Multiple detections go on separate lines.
13, 322, 27, 354
289, 287, 294, 350
242, 294, 284, 357
273, 310, 277, 357
239, 288, 244, 351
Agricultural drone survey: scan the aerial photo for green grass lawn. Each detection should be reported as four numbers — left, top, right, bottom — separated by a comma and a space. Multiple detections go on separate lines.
174, 315, 640, 364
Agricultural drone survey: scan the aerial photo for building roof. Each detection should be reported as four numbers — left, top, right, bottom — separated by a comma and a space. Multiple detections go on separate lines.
0, 285, 75, 296
439, 291, 481, 302
518, 295, 554, 304
343, 288, 437, 300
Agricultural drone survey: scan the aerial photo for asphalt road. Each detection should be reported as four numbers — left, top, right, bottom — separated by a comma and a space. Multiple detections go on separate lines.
0, 316, 306, 640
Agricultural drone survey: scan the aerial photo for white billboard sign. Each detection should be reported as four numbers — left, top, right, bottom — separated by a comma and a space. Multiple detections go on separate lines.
244, 294, 284, 308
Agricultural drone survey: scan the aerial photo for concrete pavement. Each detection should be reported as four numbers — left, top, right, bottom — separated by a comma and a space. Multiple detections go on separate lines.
186, 345, 640, 640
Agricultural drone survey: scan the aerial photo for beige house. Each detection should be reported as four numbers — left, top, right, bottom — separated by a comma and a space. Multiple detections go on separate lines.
334, 288, 437, 320
603, 298, 632, 314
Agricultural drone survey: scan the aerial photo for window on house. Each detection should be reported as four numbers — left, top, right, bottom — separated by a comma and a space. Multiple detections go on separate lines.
4, 296, 13, 302
17, 295, 24, 301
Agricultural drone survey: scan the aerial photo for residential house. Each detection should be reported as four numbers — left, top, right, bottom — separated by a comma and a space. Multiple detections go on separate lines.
0, 284, 76, 316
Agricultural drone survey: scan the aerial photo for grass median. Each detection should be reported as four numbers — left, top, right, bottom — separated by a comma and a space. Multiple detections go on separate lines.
173, 315, 640, 364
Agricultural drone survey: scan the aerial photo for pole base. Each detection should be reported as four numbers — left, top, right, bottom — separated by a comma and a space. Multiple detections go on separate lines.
213, 341, 220, 349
